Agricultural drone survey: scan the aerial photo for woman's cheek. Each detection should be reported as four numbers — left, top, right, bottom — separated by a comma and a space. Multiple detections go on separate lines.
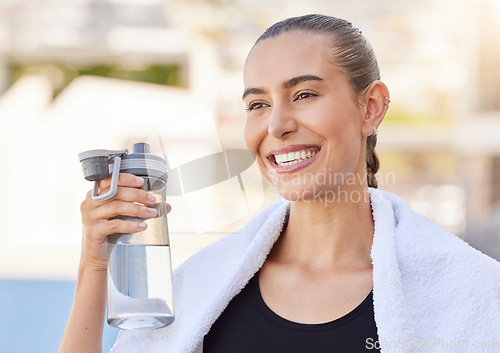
244, 118, 271, 178
243, 118, 263, 155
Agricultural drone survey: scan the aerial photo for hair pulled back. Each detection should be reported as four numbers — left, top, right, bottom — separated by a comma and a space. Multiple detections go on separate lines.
254, 14, 381, 188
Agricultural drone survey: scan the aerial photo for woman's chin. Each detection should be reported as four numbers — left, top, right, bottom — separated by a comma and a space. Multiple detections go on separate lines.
273, 183, 368, 205
273, 185, 321, 203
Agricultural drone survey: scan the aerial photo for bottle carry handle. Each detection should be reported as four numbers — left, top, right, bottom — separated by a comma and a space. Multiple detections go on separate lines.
92, 155, 122, 201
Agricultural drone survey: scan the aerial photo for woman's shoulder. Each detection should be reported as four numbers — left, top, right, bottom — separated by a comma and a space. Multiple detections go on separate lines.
374, 187, 500, 290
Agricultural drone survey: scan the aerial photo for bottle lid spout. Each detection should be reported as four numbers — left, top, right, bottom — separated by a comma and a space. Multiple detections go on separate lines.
133, 143, 150, 154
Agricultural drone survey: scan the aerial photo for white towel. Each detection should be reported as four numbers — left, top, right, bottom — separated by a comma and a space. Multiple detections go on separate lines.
110, 188, 500, 353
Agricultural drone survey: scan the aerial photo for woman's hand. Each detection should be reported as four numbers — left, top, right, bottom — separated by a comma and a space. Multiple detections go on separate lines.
59, 173, 172, 353
79, 173, 170, 272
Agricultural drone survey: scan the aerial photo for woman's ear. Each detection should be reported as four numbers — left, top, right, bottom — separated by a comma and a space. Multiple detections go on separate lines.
360, 80, 390, 137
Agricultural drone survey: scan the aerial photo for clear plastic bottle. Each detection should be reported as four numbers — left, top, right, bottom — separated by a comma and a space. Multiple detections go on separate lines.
79, 142, 174, 330
107, 143, 174, 330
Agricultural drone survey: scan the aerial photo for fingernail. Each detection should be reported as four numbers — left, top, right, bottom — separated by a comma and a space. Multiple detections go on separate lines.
147, 208, 157, 216
135, 176, 144, 184
147, 193, 156, 202
138, 222, 147, 229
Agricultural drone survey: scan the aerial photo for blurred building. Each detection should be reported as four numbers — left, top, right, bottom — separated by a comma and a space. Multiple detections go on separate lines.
457, 0, 500, 260
0, 0, 191, 93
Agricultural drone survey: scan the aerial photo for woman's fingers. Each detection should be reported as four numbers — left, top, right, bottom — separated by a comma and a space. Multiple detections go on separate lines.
85, 219, 148, 241
81, 201, 152, 244
85, 173, 142, 200
91, 199, 157, 221
109, 186, 158, 206
85, 182, 157, 209
99, 172, 144, 190
81, 172, 172, 242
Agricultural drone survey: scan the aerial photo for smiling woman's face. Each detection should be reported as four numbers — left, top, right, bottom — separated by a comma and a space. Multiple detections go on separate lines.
243, 31, 369, 201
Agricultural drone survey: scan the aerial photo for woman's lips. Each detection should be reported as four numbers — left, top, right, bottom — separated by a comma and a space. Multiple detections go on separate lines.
266, 145, 321, 173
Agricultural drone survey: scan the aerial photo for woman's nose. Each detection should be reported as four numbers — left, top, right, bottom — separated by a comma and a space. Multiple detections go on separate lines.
267, 103, 298, 139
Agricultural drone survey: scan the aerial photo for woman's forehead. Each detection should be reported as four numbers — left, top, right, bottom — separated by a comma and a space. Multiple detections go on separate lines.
243, 32, 338, 87
246, 31, 329, 63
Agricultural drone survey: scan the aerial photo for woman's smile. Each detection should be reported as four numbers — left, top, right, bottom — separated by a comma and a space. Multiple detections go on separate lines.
266, 144, 321, 173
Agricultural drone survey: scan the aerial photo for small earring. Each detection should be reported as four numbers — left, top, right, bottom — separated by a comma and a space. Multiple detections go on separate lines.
372, 126, 378, 137
383, 96, 391, 105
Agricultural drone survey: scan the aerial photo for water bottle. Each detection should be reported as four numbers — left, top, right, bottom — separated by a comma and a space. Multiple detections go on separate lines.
78, 143, 174, 330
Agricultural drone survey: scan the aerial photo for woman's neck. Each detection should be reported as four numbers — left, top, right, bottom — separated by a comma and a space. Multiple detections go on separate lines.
270, 185, 375, 272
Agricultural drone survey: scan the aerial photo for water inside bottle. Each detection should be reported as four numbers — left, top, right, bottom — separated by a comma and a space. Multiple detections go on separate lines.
107, 243, 175, 330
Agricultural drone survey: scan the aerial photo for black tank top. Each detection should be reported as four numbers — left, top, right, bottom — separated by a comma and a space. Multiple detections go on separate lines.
203, 271, 380, 352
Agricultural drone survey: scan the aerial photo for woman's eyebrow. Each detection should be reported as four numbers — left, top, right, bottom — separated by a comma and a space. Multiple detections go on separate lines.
242, 75, 324, 100
242, 87, 266, 100
282, 75, 324, 89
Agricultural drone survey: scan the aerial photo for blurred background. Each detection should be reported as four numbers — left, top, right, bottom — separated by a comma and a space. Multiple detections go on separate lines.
0, 0, 499, 352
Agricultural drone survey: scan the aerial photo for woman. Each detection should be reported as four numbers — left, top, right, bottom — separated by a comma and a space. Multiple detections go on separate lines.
59, 14, 500, 353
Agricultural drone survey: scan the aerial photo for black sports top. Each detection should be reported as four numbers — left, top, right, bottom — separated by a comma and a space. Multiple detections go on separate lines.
203, 271, 380, 352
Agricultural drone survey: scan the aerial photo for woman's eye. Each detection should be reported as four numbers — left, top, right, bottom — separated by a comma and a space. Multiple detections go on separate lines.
245, 102, 267, 112
294, 92, 317, 101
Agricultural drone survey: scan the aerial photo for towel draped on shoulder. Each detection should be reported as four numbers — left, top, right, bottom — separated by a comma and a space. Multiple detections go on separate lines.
110, 188, 500, 353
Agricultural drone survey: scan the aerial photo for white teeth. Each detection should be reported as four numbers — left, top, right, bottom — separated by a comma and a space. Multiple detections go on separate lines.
273, 149, 319, 166
280, 153, 291, 162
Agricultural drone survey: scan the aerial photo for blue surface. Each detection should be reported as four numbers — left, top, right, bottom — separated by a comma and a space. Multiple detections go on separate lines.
0, 280, 119, 353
